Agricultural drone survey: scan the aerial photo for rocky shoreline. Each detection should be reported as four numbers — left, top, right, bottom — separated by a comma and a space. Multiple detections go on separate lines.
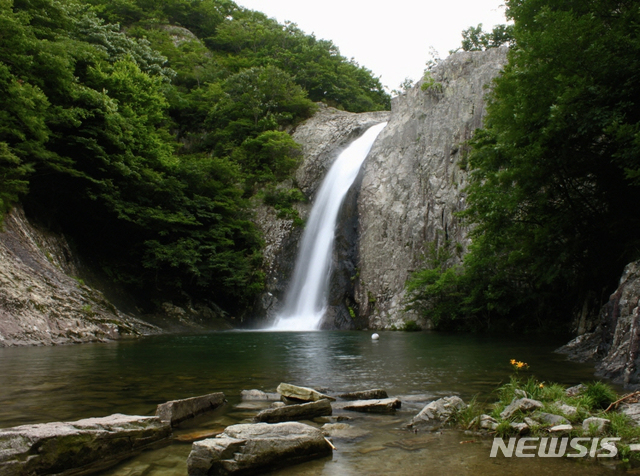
3, 379, 640, 475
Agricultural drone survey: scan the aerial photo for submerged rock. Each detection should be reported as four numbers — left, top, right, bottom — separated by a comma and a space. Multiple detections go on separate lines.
409, 396, 465, 428
321, 423, 370, 440
241, 389, 281, 401
156, 392, 226, 427
337, 389, 388, 400
0, 414, 171, 475
277, 383, 335, 402
186, 422, 332, 475
341, 398, 401, 414
254, 399, 332, 423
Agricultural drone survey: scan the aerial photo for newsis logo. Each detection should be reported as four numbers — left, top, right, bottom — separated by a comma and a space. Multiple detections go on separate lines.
490, 437, 621, 458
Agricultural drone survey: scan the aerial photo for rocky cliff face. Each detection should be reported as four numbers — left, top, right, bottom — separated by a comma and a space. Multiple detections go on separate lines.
558, 261, 640, 388
355, 48, 508, 329
253, 106, 390, 327
0, 206, 159, 346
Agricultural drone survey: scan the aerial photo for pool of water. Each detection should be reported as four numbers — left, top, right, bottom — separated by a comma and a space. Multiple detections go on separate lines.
0, 331, 626, 475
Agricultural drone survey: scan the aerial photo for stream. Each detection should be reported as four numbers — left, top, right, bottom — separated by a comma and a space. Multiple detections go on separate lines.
0, 330, 627, 475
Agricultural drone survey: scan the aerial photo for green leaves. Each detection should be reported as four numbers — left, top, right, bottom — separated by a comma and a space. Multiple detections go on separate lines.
456, 0, 640, 329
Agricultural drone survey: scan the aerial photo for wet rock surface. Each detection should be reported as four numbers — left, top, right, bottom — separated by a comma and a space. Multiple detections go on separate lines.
337, 388, 389, 400
0, 414, 171, 475
277, 383, 335, 402
253, 399, 332, 423
186, 422, 332, 475
339, 398, 402, 414
409, 396, 465, 427
156, 392, 226, 427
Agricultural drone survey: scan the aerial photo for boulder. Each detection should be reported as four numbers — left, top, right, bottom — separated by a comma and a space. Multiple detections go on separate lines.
341, 398, 402, 414
470, 414, 498, 430
565, 384, 587, 397
500, 398, 543, 419
254, 399, 332, 423
156, 392, 226, 427
409, 396, 465, 427
276, 383, 335, 402
241, 389, 281, 401
0, 414, 171, 475
337, 389, 388, 400
582, 417, 611, 434
556, 403, 578, 417
534, 412, 570, 426
187, 422, 332, 475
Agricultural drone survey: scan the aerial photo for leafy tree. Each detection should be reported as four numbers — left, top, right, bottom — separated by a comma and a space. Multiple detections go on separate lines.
460, 23, 514, 51
454, 0, 640, 330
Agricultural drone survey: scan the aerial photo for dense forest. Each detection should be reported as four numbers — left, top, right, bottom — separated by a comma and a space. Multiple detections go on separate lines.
407, 0, 640, 333
0, 0, 390, 315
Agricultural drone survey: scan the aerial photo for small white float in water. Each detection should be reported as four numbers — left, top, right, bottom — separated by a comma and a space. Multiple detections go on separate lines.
371, 333, 379, 340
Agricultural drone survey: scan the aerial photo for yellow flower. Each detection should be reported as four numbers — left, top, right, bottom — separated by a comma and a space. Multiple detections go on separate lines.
510, 359, 516, 365
539, 383, 544, 388
516, 361, 525, 369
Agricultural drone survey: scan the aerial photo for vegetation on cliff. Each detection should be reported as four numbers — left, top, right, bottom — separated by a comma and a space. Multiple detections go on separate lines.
0, 0, 390, 315
407, 0, 640, 332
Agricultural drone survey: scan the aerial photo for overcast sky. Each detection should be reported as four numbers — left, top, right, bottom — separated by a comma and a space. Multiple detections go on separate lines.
234, 0, 508, 92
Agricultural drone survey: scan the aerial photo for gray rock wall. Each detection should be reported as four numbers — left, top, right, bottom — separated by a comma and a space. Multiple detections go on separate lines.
0, 206, 158, 346
355, 48, 508, 329
558, 260, 640, 388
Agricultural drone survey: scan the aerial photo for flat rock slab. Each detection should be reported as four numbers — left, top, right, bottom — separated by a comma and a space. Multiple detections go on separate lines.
156, 392, 226, 427
409, 396, 465, 427
534, 412, 570, 426
277, 383, 335, 402
187, 422, 332, 475
0, 414, 171, 476
254, 399, 332, 423
337, 389, 388, 400
340, 398, 401, 414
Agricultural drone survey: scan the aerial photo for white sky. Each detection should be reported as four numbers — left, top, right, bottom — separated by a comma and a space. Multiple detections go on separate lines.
234, 0, 508, 92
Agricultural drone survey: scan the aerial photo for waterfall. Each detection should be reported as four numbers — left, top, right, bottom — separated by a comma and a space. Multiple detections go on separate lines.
271, 122, 387, 331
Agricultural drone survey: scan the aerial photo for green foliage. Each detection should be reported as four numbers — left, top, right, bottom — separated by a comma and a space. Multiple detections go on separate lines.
582, 382, 617, 410
432, 0, 640, 330
263, 187, 306, 227
1, 0, 390, 316
401, 320, 421, 332
460, 23, 514, 52
405, 241, 466, 328
420, 72, 443, 93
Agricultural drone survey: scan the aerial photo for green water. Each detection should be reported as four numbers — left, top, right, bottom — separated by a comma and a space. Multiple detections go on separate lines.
0, 331, 626, 475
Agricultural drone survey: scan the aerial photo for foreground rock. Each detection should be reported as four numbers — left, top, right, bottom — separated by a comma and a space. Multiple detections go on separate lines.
0, 414, 171, 475
277, 383, 335, 402
341, 398, 401, 414
337, 389, 388, 400
156, 392, 226, 427
500, 398, 543, 419
254, 399, 332, 423
409, 396, 465, 428
187, 422, 332, 475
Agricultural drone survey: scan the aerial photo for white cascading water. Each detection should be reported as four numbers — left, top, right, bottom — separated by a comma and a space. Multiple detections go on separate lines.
270, 122, 387, 331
